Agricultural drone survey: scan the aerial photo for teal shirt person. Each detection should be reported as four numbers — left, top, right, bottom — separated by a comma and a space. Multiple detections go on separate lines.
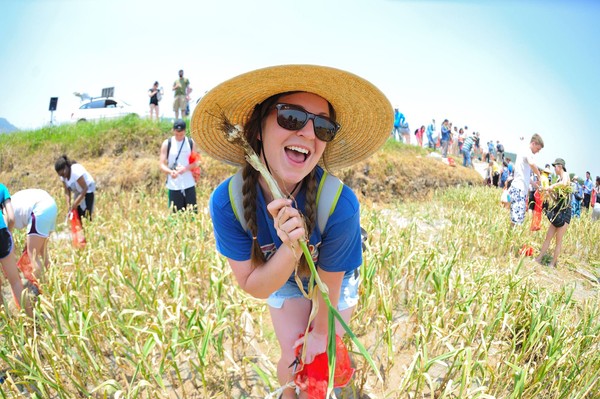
0, 184, 10, 230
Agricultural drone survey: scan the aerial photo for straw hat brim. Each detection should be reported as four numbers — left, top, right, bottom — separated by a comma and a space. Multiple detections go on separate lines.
191, 64, 393, 171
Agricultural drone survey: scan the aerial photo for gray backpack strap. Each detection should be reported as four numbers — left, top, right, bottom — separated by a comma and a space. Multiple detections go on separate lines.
228, 169, 248, 231
229, 169, 343, 235
316, 172, 344, 234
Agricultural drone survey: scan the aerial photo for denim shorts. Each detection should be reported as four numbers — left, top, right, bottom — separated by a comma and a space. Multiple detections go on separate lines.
267, 268, 360, 311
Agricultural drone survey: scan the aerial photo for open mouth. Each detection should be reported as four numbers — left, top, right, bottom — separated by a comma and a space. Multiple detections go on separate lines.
285, 145, 310, 163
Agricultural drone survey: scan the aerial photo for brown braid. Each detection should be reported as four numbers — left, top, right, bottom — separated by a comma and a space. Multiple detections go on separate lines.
296, 167, 317, 277
240, 92, 337, 272
242, 164, 264, 268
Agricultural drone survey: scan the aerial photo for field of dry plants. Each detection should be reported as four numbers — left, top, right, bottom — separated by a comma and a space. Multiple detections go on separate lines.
0, 118, 598, 398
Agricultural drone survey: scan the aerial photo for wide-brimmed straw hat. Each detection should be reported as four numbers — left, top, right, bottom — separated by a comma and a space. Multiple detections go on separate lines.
552, 158, 567, 172
191, 64, 393, 171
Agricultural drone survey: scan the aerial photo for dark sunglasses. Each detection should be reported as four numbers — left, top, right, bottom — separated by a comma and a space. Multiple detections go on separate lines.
273, 103, 340, 142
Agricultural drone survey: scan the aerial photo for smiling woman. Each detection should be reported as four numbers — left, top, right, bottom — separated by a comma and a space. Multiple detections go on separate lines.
191, 64, 392, 398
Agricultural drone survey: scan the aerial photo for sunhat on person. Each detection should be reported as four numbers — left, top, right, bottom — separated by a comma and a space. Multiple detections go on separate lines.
191, 64, 393, 171
552, 158, 567, 172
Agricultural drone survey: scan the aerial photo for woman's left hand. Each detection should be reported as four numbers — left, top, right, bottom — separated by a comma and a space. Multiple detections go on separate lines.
293, 330, 328, 365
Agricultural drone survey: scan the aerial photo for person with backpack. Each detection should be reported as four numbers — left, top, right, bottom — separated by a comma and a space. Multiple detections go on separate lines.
159, 119, 199, 212
191, 64, 392, 399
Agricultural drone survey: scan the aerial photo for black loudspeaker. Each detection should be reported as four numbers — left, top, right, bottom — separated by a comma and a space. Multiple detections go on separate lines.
49, 97, 58, 111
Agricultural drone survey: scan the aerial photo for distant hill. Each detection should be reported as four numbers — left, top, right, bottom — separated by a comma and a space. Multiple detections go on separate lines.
0, 117, 483, 202
0, 118, 18, 134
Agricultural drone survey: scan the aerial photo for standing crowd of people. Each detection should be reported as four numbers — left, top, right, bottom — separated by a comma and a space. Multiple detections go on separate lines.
390, 110, 505, 170
391, 111, 599, 269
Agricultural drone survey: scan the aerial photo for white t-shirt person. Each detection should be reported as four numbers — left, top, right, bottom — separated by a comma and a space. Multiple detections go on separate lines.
512, 143, 538, 192
60, 163, 95, 210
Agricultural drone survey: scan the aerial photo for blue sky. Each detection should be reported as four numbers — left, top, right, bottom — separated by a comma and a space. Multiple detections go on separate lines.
1, 0, 598, 177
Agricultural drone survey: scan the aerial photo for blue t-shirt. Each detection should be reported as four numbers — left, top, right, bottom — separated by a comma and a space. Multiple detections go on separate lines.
441, 125, 451, 142
583, 179, 593, 195
209, 167, 363, 282
393, 110, 405, 128
0, 184, 10, 230
426, 123, 435, 139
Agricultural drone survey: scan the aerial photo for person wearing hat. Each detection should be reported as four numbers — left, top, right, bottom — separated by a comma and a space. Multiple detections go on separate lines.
192, 64, 392, 398
536, 158, 571, 268
159, 119, 198, 212
508, 133, 544, 226
571, 175, 583, 218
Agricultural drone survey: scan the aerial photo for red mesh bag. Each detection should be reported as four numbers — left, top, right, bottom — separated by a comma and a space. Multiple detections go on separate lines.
70, 209, 86, 249
530, 190, 542, 231
188, 151, 202, 183
17, 249, 42, 292
294, 335, 355, 399
519, 244, 535, 257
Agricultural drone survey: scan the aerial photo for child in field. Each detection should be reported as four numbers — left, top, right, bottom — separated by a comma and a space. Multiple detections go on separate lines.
191, 64, 392, 398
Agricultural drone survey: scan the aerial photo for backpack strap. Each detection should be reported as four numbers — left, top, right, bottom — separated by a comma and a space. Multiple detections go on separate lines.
229, 169, 247, 231
229, 169, 343, 235
316, 172, 343, 234
167, 136, 194, 158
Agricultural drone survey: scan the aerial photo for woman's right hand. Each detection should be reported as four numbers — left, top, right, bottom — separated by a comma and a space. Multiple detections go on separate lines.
267, 199, 306, 247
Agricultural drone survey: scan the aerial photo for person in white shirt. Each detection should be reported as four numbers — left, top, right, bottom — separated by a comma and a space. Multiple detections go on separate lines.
159, 119, 199, 212
10, 189, 58, 283
54, 155, 96, 222
508, 133, 544, 225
